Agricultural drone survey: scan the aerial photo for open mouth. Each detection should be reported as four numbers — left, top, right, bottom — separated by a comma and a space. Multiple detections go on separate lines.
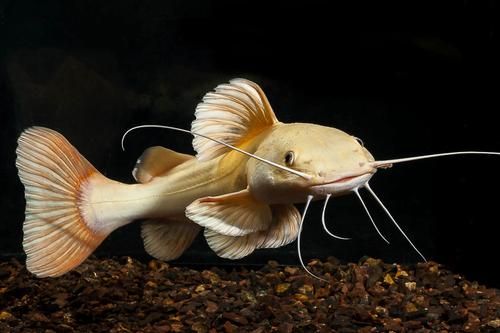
309, 172, 374, 196
331, 175, 362, 183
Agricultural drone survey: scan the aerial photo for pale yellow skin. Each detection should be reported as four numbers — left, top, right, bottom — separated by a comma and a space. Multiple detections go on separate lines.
18, 78, 500, 278
86, 122, 376, 234
16, 78, 381, 278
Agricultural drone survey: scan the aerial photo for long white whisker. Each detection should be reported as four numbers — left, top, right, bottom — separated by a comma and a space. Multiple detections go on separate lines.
298, 195, 328, 282
121, 124, 312, 179
371, 151, 500, 168
364, 183, 427, 262
321, 194, 351, 240
354, 188, 390, 244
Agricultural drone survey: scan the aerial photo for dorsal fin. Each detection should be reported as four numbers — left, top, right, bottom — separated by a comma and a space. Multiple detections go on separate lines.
133, 146, 193, 183
191, 78, 279, 161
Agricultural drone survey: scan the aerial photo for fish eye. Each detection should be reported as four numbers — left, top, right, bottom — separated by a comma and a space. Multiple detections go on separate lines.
353, 136, 364, 147
284, 151, 295, 166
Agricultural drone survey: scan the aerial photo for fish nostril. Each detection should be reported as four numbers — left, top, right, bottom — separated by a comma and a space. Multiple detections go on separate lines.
359, 162, 365, 167
318, 171, 326, 177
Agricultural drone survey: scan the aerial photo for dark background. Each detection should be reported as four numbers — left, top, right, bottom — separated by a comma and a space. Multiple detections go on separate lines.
1, 1, 499, 287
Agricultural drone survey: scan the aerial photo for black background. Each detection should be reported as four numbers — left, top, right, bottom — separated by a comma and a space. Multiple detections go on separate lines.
1, 0, 499, 287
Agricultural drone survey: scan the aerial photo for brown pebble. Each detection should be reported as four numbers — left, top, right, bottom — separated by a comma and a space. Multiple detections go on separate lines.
293, 293, 309, 302
201, 270, 220, 284
395, 266, 409, 279
249, 327, 266, 333
375, 306, 388, 317
487, 319, 500, 328
403, 320, 422, 329
315, 287, 330, 298
275, 283, 291, 293
0, 256, 498, 332
383, 317, 402, 331
145, 281, 157, 288
383, 274, 395, 285
170, 322, 184, 332
240, 290, 257, 304
404, 302, 418, 313
223, 312, 249, 325
279, 322, 294, 333
148, 260, 159, 271
153, 325, 171, 333
223, 321, 237, 333
298, 284, 314, 295
191, 322, 208, 333
0, 311, 14, 321
284, 266, 299, 275
28, 311, 50, 322
205, 301, 218, 313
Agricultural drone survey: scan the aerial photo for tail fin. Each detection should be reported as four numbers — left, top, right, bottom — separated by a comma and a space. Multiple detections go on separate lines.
16, 127, 112, 277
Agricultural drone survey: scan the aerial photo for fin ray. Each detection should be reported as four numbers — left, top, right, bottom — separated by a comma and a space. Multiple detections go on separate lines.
203, 204, 300, 259
257, 204, 301, 249
16, 127, 115, 277
204, 229, 257, 259
185, 189, 272, 237
141, 218, 200, 261
192, 78, 279, 161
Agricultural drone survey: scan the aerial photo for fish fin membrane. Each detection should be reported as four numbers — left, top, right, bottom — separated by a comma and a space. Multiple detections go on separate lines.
203, 204, 300, 259
133, 146, 193, 183
192, 78, 279, 161
141, 218, 201, 261
16, 127, 109, 278
185, 189, 272, 237
204, 228, 258, 259
258, 204, 301, 249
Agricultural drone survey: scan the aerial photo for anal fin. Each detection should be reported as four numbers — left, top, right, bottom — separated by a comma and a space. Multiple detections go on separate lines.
141, 217, 201, 261
133, 146, 193, 183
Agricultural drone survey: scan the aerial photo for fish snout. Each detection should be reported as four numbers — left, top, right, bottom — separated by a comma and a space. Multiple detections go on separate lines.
309, 171, 375, 197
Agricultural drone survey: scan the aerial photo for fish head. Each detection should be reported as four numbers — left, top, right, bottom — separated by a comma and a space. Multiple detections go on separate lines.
247, 123, 376, 204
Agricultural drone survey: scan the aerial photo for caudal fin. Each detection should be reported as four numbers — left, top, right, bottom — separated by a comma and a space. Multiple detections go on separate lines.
16, 127, 111, 277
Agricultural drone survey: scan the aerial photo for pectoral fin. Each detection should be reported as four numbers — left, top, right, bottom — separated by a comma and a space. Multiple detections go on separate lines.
257, 204, 301, 249
133, 146, 193, 183
141, 217, 201, 261
204, 204, 300, 259
204, 228, 258, 259
185, 189, 272, 236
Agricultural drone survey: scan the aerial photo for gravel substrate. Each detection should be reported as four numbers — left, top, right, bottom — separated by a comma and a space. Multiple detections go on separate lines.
0, 256, 499, 332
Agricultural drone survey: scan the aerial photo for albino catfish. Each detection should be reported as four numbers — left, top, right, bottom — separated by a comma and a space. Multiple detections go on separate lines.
16, 78, 500, 280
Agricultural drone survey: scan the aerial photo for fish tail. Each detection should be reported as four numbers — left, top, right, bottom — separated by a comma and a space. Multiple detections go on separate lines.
16, 127, 118, 277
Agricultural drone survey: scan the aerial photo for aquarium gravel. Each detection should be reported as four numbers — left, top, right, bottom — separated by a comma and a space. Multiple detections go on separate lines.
1, 256, 499, 332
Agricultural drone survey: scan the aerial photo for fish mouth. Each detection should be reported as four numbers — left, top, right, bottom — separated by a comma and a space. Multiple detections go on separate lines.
309, 171, 375, 196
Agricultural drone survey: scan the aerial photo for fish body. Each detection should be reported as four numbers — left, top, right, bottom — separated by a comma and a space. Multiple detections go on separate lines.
87, 149, 244, 224
16, 79, 375, 277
